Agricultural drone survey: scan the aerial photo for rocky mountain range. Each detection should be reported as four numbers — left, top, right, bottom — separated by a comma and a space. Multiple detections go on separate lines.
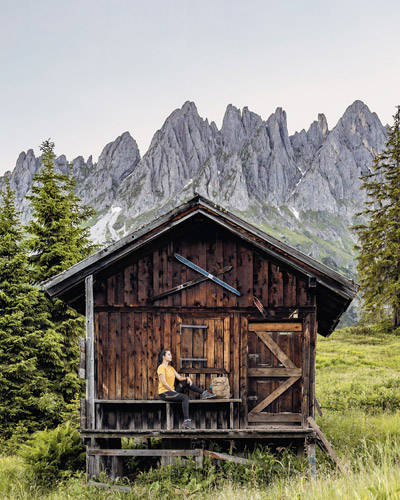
0, 100, 388, 292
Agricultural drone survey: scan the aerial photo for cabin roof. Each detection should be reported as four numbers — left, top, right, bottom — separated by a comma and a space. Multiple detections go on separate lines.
41, 194, 359, 337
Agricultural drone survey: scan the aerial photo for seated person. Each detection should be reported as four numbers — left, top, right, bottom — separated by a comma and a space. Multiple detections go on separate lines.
157, 348, 216, 429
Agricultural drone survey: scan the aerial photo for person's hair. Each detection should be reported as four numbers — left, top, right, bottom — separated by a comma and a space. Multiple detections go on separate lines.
157, 349, 171, 369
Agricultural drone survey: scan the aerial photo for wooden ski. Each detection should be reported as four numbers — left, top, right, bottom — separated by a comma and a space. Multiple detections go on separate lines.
151, 265, 232, 302
253, 296, 267, 318
174, 254, 241, 296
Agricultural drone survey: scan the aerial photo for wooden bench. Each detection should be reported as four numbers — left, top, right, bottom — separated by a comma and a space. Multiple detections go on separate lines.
93, 398, 242, 430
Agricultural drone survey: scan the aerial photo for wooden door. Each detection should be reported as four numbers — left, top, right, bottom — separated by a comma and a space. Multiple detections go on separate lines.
247, 322, 303, 424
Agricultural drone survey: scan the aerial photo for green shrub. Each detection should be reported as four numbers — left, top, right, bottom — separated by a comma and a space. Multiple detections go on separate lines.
133, 446, 305, 498
18, 421, 85, 485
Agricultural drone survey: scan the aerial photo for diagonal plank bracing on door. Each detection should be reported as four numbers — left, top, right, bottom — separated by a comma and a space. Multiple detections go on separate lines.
250, 376, 301, 413
253, 331, 296, 369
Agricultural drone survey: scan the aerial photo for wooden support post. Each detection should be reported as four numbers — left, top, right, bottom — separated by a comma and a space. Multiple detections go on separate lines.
315, 397, 323, 417
305, 439, 317, 479
195, 451, 204, 468
86, 275, 95, 430
229, 402, 234, 429
301, 315, 311, 427
166, 403, 172, 430
296, 439, 305, 458
161, 438, 173, 466
108, 438, 123, 480
86, 438, 102, 483
80, 398, 87, 431
78, 337, 86, 379
307, 417, 342, 471
309, 303, 317, 420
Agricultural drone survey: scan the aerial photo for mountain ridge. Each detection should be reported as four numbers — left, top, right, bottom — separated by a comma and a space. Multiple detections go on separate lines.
0, 100, 388, 295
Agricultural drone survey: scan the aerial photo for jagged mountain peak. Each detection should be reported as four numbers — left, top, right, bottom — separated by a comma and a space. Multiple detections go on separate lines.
290, 99, 388, 215
304, 113, 329, 153
267, 107, 287, 123
337, 100, 384, 138
23, 149, 35, 158
167, 101, 201, 123
266, 107, 289, 138
220, 104, 263, 153
329, 100, 386, 157
99, 131, 139, 159
115, 100, 220, 220
148, 100, 211, 152
266, 107, 293, 156
223, 104, 262, 125
344, 99, 371, 115
181, 100, 198, 112
121, 130, 134, 140
314, 114, 329, 135
57, 154, 67, 163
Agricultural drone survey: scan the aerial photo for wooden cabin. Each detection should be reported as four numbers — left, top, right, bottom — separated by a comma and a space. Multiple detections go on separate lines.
42, 195, 358, 479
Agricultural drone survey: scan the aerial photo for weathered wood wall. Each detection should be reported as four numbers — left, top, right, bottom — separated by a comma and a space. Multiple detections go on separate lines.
92, 221, 316, 427
93, 227, 311, 310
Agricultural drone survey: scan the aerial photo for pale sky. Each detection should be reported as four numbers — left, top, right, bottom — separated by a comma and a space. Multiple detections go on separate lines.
1, 0, 399, 175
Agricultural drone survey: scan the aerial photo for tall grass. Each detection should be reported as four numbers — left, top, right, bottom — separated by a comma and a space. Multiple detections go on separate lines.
2, 435, 400, 499
213, 465, 400, 499
316, 324, 400, 412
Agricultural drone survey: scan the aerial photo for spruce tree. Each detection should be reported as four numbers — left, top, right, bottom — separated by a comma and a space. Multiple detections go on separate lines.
353, 106, 400, 328
28, 140, 96, 282
26, 140, 96, 415
0, 176, 59, 439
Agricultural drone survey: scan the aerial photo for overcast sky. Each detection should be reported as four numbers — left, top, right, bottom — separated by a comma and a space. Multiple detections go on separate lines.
1, 0, 399, 175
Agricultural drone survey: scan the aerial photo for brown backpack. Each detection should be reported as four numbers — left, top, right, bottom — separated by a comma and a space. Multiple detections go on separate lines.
211, 375, 230, 398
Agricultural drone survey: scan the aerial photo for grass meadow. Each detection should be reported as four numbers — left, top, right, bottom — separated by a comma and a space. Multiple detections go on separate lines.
1, 323, 400, 499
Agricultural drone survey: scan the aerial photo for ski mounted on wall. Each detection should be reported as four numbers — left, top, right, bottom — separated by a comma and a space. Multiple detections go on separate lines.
253, 296, 267, 318
150, 265, 232, 302
174, 253, 241, 296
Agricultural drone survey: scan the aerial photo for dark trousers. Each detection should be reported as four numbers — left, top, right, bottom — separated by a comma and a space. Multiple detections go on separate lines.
158, 380, 203, 420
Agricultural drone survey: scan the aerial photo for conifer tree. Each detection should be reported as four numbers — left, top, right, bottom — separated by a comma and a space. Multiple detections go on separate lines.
353, 106, 400, 328
28, 140, 96, 282
0, 176, 60, 439
26, 140, 96, 414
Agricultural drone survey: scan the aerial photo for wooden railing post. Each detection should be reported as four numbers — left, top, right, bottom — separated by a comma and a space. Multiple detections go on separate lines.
86, 275, 95, 430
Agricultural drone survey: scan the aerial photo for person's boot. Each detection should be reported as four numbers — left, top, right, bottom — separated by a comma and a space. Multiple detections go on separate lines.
201, 390, 217, 400
182, 419, 195, 430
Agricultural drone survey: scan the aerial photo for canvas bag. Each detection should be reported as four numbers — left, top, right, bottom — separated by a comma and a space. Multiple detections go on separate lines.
211, 375, 230, 398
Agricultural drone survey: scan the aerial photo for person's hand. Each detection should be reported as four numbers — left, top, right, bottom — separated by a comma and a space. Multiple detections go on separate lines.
187, 376, 192, 386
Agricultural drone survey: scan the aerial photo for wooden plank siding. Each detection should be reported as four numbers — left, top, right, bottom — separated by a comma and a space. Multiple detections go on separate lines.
93, 227, 311, 313
92, 223, 317, 431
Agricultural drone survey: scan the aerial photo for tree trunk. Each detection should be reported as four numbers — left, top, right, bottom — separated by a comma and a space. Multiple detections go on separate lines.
393, 307, 400, 330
